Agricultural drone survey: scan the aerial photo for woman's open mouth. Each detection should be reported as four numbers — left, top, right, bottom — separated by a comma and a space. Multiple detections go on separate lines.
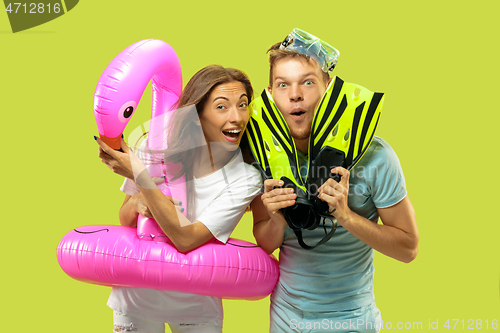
222, 129, 242, 142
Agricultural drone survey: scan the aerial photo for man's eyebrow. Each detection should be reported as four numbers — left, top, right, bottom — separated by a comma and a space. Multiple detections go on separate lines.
274, 72, 317, 82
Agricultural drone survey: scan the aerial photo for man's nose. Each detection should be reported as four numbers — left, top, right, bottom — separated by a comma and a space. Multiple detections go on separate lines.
289, 85, 303, 102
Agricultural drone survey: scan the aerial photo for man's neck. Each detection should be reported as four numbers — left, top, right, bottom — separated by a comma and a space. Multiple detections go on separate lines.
294, 138, 309, 155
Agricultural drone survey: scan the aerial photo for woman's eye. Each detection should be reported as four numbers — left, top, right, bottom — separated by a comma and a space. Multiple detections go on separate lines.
216, 105, 226, 110
240, 102, 248, 108
278, 82, 287, 88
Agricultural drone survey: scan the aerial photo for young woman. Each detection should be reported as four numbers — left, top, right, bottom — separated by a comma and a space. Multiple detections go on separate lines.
95, 65, 262, 333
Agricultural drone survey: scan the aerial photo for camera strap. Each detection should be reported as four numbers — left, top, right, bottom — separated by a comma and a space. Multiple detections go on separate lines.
292, 216, 338, 250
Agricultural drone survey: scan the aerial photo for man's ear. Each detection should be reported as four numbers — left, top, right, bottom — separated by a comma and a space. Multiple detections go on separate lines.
267, 85, 272, 94
327, 77, 333, 86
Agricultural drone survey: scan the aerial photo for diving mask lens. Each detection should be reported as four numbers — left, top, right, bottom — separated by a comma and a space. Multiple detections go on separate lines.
293, 28, 315, 41
279, 28, 340, 73
293, 28, 337, 54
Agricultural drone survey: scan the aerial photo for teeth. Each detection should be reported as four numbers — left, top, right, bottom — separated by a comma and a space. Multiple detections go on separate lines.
224, 130, 241, 134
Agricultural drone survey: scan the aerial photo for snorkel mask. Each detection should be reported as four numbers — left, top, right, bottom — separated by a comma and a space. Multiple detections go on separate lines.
279, 28, 340, 74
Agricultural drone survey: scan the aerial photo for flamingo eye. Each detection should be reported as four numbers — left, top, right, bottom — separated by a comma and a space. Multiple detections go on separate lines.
118, 101, 137, 123
124, 106, 134, 118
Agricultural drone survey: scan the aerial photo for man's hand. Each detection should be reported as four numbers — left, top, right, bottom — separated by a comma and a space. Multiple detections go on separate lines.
316, 167, 418, 263
318, 167, 353, 225
261, 179, 296, 223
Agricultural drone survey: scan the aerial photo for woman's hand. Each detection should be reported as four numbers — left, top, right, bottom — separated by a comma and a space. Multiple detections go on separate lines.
96, 136, 158, 189
132, 192, 184, 218
130, 193, 154, 218
96, 136, 137, 180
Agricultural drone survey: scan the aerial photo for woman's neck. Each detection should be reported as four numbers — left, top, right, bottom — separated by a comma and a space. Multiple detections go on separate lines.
192, 142, 236, 178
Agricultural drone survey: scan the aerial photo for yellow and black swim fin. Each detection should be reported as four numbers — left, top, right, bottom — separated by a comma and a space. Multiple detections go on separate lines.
245, 77, 384, 249
307, 76, 384, 196
245, 88, 306, 192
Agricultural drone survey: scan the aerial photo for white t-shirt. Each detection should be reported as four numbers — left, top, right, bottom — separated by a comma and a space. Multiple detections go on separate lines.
107, 151, 262, 325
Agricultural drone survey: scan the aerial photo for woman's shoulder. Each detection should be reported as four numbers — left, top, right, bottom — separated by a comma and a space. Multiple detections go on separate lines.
243, 161, 264, 183
223, 153, 263, 186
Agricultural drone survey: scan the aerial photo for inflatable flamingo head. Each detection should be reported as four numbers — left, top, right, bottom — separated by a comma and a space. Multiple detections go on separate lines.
94, 39, 182, 150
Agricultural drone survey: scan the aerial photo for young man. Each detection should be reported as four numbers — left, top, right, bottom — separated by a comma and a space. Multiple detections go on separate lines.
250, 29, 419, 332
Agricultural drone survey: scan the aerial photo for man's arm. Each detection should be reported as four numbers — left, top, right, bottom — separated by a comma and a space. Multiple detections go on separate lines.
319, 167, 418, 263
251, 179, 294, 254
340, 195, 417, 263
251, 194, 287, 254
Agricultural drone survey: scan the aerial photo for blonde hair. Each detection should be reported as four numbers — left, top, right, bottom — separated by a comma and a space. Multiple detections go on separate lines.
267, 42, 330, 87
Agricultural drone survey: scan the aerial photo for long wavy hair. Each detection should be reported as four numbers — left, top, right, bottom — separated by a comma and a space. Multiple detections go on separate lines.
162, 65, 254, 220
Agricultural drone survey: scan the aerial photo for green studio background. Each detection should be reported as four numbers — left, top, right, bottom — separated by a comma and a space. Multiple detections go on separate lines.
1, 0, 499, 331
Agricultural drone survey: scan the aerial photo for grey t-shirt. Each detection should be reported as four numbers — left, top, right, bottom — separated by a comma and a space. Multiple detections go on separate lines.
272, 136, 407, 313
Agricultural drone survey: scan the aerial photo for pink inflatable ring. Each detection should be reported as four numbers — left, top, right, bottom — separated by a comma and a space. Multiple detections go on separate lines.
57, 225, 279, 299
56, 39, 279, 300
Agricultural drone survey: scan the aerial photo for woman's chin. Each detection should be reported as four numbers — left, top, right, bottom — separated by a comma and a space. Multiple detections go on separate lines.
210, 140, 240, 152
222, 140, 240, 152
